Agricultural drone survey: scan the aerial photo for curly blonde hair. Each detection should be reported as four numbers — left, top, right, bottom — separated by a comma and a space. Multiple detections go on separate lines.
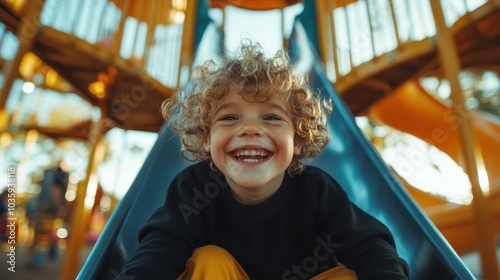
162, 41, 332, 174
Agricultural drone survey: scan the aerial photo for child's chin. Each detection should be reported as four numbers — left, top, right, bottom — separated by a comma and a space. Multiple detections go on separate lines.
231, 179, 266, 189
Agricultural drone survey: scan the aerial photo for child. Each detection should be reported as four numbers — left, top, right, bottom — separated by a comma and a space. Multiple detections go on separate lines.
118, 41, 409, 279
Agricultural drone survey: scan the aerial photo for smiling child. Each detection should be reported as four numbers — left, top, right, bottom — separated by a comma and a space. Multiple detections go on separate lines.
118, 41, 409, 280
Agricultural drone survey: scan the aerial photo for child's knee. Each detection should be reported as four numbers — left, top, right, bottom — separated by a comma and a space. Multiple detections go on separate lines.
190, 245, 235, 265
182, 245, 250, 280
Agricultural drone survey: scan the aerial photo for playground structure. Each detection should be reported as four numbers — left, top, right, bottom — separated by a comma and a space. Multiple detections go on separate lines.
0, 0, 499, 279
369, 79, 500, 255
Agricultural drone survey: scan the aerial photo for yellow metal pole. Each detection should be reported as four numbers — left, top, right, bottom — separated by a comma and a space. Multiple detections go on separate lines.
142, 0, 159, 70
430, 1, 500, 279
281, 7, 287, 51
363, 0, 377, 59
129, 0, 145, 62
111, 0, 132, 55
177, 0, 197, 86
341, 0, 354, 71
327, 0, 341, 80
388, 0, 402, 47
0, 0, 45, 131
60, 118, 109, 280
315, 0, 329, 68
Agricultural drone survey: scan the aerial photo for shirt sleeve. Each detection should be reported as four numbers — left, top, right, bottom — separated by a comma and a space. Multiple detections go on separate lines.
117, 166, 206, 279
314, 170, 410, 280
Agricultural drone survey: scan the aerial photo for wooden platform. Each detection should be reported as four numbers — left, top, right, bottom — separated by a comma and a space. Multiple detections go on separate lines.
0, 1, 174, 132
335, 3, 500, 115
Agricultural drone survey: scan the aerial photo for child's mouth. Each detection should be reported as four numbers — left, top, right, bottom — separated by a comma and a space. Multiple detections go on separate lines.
232, 149, 270, 163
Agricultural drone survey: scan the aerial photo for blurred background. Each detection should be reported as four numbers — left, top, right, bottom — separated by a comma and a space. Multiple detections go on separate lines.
0, 0, 499, 279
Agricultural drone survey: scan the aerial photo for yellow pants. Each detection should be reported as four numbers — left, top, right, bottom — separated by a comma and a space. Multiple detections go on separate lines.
177, 245, 357, 280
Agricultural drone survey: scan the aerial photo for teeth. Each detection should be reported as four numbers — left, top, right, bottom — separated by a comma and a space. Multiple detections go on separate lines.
241, 159, 260, 163
234, 150, 268, 157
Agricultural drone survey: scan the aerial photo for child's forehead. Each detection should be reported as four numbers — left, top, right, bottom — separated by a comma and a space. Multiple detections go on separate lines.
212, 89, 291, 114
219, 88, 287, 105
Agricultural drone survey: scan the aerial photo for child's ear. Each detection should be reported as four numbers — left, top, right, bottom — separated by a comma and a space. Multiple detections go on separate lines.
204, 138, 211, 153
293, 142, 301, 156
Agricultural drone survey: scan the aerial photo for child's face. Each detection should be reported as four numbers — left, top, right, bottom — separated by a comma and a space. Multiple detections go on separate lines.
205, 88, 301, 204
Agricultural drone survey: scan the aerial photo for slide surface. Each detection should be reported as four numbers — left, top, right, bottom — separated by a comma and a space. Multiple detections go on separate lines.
77, 23, 475, 280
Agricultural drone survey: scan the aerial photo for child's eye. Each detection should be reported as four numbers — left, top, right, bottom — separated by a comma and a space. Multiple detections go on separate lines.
264, 115, 282, 121
219, 115, 237, 121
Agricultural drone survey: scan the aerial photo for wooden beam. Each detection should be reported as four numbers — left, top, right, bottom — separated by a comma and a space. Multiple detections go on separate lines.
60, 117, 110, 280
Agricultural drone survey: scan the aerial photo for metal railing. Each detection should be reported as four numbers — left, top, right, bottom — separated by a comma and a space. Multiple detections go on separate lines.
316, 0, 489, 84
1, 0, 188, 88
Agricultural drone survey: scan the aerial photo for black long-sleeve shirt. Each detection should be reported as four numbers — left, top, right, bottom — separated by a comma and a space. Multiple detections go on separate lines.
119, 162, 409, 279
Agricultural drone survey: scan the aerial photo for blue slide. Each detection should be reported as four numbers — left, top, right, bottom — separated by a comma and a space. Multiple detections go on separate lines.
78, 11, 475, 280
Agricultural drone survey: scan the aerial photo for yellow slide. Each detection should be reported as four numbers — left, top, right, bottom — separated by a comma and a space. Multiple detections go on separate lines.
368, 80, 500, 254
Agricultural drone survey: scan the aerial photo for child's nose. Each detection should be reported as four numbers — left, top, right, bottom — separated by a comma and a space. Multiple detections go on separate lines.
239, 119, 263, 137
